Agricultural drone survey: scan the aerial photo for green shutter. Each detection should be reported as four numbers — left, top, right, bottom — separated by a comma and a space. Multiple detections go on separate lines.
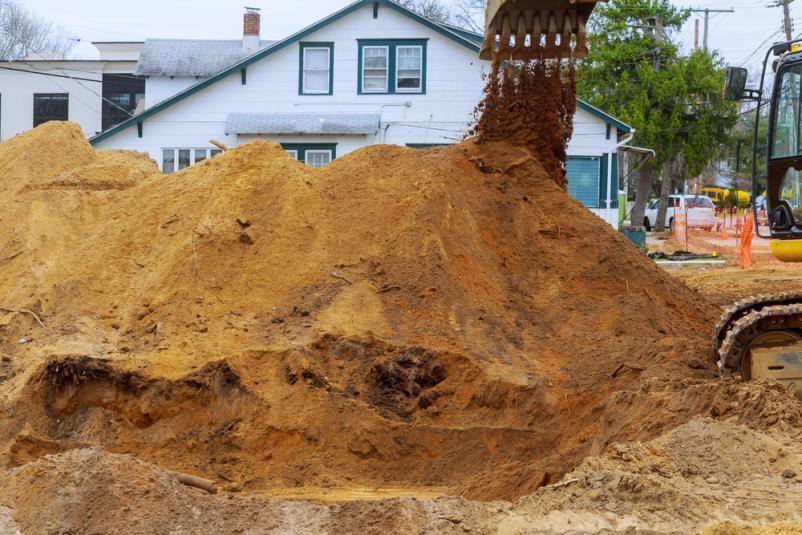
610, 153, 619, 209
566, 157, 600, 208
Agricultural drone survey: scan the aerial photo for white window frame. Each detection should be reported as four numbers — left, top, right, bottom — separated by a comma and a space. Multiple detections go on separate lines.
160, 147, 222, 172
302, 47, 331, 95
395, 45, 423, 93
304, 149, 333, 168
286, 149, 299, 160
362, 45, 389, 94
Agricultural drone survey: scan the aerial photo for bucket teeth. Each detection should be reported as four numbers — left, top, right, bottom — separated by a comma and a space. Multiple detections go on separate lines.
544, 12, 558, 55
498, 12, 513, 54
561, 13, 574, 54
575, 17, 589, 56
515, 13, 528, 51
479, 1, 604, 60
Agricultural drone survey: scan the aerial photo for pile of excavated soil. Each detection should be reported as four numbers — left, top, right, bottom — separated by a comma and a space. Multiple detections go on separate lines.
3, 122, 802, 533
0, 122, 158, 194
0, 122, 726, 503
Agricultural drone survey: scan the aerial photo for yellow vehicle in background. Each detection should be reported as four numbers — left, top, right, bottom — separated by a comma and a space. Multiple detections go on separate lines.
701, 187, 751, 208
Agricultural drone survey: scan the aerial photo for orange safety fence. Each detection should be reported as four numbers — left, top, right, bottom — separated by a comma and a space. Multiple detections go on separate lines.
672, 204, 688, 249
739, 212, 754, 270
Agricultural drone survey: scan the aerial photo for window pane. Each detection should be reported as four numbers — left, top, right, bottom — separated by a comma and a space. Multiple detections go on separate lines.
363, 46, 388, 92
305, 150, 331, 168
178, 149, 191, 170
33, 93, 68, 127
780, 168, 802, 224
304, 71, 328, 92
364, 76, 387, 91
396, 46, 421, 91
286, 150, 299, 160
210, 149, 222, 157
304, 48, 329, 70
773, 64, 802, 158
397, 72, 421, 89
365, 56, 387, 69
303, 47, 330, 93
162, 149, 175, 173
195, 149, 207, 163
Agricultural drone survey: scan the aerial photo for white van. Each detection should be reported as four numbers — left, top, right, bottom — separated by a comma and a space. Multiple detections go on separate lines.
643, 194, 717, 231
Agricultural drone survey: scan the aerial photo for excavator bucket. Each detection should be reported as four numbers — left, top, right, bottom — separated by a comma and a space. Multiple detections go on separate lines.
480, 0, 606, 60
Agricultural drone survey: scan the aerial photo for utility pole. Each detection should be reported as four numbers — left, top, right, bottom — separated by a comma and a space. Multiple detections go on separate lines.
642, 15, 665, 69
690, 8, 735, 50
784, 0, 793, 40
694, 19, 700, 50
772, 0, 795, 40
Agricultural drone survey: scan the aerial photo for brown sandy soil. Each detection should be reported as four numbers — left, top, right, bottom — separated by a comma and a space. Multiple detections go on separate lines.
1, 122, 802, 533
4, 415, 802, 534
673, 265, 802, 308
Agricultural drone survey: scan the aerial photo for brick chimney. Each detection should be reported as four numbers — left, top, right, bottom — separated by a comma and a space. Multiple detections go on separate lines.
243, 7, 261, 54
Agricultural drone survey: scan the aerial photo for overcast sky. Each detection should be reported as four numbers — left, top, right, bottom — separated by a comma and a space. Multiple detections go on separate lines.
21, 0, 802, 70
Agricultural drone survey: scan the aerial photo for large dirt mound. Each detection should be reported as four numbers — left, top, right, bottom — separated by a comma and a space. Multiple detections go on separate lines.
0, 122, 730, 505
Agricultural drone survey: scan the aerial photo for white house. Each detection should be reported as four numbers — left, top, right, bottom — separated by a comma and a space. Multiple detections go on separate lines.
0, 42, 144, 140
86, 0, 632, 227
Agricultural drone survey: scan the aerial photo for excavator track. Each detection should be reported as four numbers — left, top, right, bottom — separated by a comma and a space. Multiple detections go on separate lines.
715, 293, 802, 377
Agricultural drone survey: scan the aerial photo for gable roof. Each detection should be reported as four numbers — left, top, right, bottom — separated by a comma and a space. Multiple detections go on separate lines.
90, 0, 480, 145
577, 100, 633, 134
136, 39, 276, 77
90, 0, 633, 145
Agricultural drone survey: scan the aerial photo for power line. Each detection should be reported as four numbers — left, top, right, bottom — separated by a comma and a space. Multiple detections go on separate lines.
0, 65, 100, 83
688, 7, 735, 50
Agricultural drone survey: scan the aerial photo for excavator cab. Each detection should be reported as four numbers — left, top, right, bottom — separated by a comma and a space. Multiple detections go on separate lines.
725, 41, 802, 261
480, 0, 607, 60
715, 42, 802, 394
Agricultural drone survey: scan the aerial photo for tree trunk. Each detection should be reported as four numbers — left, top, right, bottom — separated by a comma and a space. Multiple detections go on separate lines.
631, 164, 653, 228
655, 152, 685, 232
655, 155, 679, 232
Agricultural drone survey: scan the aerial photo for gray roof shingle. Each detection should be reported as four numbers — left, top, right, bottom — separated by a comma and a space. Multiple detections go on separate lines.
135, 39, 275, 77
226, 113, 381, 135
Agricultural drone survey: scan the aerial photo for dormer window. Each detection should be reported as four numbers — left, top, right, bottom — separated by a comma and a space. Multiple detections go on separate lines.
299, 42, 334, 95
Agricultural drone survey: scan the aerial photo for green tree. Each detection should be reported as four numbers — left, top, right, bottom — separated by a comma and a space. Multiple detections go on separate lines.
727, 109, 768, 196
578, 0, 737, 231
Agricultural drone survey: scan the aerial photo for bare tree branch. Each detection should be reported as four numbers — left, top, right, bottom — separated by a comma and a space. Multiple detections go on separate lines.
0, 0, 76, 61
397, 0, 454, 24
452, 0, 486, 33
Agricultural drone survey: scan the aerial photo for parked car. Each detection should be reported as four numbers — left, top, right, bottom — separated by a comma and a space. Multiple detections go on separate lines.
643, 194, 717, 231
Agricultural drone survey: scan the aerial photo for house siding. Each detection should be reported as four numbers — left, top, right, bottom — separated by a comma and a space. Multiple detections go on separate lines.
94, 4, 488, 159
0, 61, 137, 140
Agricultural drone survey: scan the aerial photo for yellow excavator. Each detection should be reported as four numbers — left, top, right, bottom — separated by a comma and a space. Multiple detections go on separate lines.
483, 2, 802, 394
480, 0, 605, 60
716, 41, 802, 394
